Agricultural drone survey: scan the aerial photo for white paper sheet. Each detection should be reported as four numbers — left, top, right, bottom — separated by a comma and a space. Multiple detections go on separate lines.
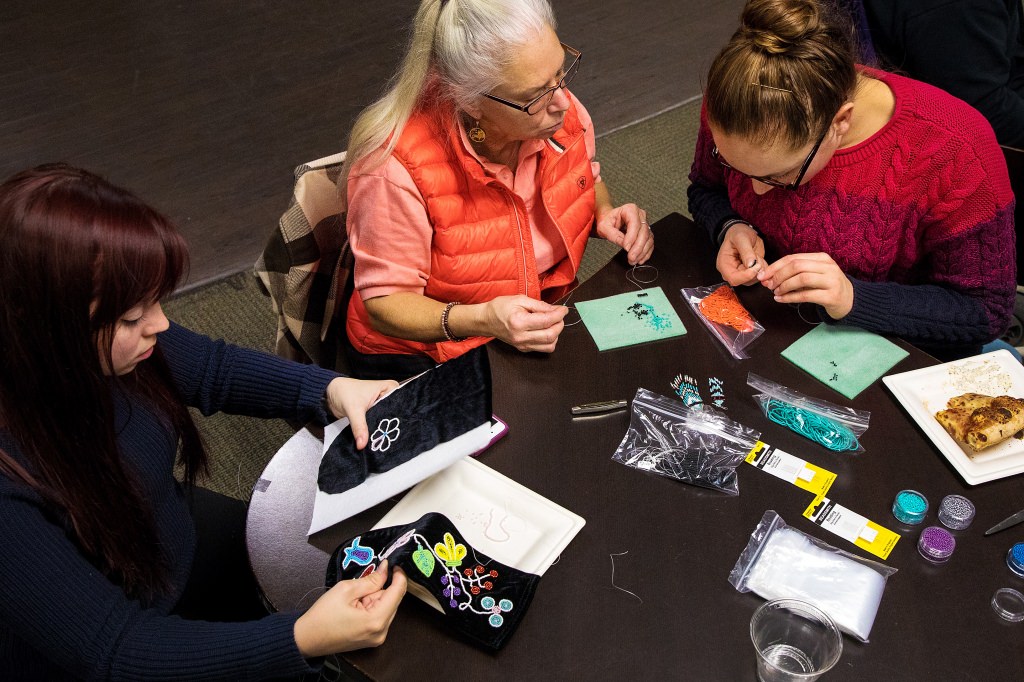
307, 419, 492, 535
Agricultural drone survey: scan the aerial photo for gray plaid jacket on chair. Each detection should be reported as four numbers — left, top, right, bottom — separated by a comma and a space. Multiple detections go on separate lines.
254, 152, 350, 370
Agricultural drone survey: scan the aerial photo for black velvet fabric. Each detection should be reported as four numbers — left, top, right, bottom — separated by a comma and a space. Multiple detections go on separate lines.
326, 512, 540, 651
318, 347, 492, 494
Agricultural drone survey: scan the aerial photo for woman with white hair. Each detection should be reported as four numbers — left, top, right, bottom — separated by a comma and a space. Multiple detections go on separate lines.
342, 0, 655, 378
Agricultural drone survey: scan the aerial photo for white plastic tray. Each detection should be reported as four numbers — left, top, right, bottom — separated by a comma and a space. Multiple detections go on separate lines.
883, 350, 1024, 485
374, 457, 585, 612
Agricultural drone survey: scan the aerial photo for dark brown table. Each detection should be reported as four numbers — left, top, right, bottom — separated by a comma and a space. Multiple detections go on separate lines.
247, 213, 1024, 680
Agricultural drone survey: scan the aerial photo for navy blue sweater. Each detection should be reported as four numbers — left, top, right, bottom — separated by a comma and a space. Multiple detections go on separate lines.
0, 323, 339, 680
864, 0, 1024, 148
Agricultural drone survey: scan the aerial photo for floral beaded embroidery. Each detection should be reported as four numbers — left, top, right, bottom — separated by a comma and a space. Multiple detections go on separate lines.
480, 596, 514, 627
435, 532, 467, 567
341, 536, 375, 569
381, 529, 417, 560
389, 528, 514, 628
370, 417, 401, 451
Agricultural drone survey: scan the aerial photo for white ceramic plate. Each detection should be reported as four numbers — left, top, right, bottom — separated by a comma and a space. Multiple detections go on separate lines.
882, 350, 1024, 485
374, 457, 586, 612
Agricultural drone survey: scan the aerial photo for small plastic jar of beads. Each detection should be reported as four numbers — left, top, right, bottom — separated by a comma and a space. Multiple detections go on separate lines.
918, 526, 956, 564
937, 494, 975, 531
892, 489, 929, 525
1007, 542, 1024, 578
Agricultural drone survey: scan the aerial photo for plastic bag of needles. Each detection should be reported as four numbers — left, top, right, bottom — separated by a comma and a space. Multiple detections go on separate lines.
612, 387, 761, 495
682, 282, 764, 359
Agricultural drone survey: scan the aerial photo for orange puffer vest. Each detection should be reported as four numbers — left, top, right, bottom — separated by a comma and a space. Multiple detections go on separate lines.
346, 99, 596, 362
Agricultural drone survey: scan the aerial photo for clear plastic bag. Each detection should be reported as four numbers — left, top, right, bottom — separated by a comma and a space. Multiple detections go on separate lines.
611, 387, 761, 495
747, 372, 870, 453
681, 283, 765, 359
729, 510, 896, 642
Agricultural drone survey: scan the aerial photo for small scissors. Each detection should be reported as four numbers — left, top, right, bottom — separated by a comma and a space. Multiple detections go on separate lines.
985, 508, 1024, 536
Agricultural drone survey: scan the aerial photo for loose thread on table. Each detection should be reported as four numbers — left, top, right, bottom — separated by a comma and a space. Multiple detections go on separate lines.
793, 302, 819, 326
609, 551, 643, 604
625, 263, 659, 290
294, 585, 329, 611
236, 459, 251, 503
471, 502, 506, 567
471, 541, 495, 568
319, 656, 345, 682
764, 397, 860, 452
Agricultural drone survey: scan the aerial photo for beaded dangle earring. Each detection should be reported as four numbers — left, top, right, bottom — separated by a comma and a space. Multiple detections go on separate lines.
468, 120, 486, 143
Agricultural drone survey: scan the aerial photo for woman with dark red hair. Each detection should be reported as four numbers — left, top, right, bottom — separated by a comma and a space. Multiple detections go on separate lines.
0, 164, 406, 678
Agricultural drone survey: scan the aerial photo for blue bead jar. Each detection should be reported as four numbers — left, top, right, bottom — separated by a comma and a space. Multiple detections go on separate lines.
1007, 542, 1024, 578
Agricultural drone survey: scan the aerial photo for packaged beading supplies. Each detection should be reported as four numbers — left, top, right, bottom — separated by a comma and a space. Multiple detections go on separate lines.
729, 510, 896, 642
613, 388, 760, 495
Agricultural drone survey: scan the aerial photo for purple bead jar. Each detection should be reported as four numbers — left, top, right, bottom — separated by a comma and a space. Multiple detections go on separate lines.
918, 526, 956, 564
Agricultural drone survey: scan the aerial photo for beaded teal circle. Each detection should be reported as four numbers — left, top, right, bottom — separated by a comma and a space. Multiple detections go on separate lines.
892, 490, 928, 524
764, 398, 860, 452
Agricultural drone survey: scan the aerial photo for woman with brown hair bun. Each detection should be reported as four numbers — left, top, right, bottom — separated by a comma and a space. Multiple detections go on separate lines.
688, 0, 1015, 360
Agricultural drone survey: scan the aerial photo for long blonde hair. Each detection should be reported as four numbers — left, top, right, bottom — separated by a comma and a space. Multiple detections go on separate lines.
340, 0, 556, 190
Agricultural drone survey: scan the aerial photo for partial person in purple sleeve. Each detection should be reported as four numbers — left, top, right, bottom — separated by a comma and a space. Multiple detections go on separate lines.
0, 164, 406, 679
687, 0, 1016, 361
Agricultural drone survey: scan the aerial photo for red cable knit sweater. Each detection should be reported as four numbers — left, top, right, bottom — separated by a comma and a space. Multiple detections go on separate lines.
688, 68, 1016, 359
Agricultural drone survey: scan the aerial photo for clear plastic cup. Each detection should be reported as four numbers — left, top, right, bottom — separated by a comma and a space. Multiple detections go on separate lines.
750, 599, 843, 682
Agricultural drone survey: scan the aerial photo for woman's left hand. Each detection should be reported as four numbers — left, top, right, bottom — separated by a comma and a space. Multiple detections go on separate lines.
595, 203, 655, 265
325, 377, 399, 449
757, 252, 854, 320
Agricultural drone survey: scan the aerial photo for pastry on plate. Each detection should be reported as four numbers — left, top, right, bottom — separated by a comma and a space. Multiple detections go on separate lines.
935, 394, 1024, 452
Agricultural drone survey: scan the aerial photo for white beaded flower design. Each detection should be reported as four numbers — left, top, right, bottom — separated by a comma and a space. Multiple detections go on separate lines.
370, 417, 401, 452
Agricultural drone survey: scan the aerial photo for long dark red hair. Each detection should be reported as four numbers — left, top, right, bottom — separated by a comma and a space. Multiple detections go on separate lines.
0, 164, 207, 599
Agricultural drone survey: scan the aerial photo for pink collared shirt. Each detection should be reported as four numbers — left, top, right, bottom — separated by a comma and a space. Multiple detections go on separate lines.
347, 99, 601, 301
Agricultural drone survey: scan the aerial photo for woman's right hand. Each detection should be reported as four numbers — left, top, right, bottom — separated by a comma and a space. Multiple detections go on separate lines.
717, 222, 766, 286
481, 295, 569, 352
293, 560, 407, 657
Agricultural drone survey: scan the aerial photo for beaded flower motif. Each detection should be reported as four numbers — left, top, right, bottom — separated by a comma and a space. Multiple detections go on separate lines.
371, 527, 513, 628
370, 417, 401, 452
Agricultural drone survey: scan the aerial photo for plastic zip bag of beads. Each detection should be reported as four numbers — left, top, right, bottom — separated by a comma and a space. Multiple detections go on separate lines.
681, 282, 765, 360
729, 510, 896, 643
611, 387, 761, 495
747, 372, 870, 454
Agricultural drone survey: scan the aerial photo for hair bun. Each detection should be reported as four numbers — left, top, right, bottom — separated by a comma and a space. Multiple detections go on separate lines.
740, 0, 823, 56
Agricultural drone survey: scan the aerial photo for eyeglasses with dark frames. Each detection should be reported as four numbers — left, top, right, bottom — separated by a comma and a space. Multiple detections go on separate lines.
483, 43, 581, 115
711, 127, 828, 190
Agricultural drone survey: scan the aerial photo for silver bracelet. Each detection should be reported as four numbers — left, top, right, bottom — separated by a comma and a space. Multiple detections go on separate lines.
441, 301, 465, 342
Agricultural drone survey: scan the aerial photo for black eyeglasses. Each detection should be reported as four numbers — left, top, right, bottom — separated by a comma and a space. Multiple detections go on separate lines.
483, 43, 581, 115
711, 127, 828, 190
